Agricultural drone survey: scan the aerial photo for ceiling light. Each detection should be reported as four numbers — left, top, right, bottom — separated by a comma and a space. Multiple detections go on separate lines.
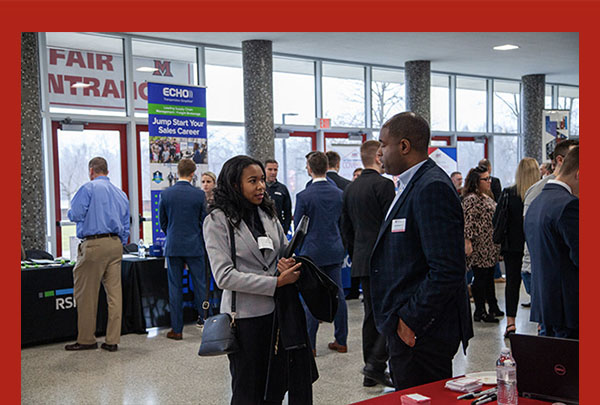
71, 82, 92, 88
493, 44, 520, 51
137, 66, 159, 72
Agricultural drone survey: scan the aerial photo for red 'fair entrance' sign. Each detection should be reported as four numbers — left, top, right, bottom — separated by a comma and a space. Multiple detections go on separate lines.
47, 47, 195, 113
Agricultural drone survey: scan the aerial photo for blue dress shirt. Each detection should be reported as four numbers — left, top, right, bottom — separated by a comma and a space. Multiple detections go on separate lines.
68, 176, 131, 244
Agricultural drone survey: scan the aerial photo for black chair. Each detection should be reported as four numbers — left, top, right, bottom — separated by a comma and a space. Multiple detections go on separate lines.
25, 249, 54, 260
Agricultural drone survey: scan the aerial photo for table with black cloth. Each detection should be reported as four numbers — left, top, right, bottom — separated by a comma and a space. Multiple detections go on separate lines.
21, 257, 201, 347
352, 378, 549, 404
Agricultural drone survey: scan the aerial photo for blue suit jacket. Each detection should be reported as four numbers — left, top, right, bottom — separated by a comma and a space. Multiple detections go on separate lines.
159, 181, 207, 257
370, 159, 473, 351
294, 180, 345, 267
524, 183, 579, 329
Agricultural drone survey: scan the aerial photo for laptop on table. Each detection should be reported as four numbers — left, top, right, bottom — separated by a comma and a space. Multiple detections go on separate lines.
508, 333, 578, 404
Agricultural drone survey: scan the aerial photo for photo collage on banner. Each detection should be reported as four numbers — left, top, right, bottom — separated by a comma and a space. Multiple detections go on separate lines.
148, 82, 207, 247
542, 110, 570, 161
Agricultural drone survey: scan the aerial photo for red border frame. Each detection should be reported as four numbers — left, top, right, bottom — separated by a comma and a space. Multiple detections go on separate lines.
8, 2, 598, 403
51, 121, 129, 256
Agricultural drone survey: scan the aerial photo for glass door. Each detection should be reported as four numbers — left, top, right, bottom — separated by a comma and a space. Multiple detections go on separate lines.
324, 132, 366, 181
52, 122, 129, 257
457, 136, 487, 179
136, 125, 152, 241
274, 131, 316, 209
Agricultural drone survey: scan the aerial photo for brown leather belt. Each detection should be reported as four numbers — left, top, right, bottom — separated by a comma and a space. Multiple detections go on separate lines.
82, 233, 118, 241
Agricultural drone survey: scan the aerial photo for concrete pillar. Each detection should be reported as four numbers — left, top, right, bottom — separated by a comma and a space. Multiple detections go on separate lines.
242, 40, 274, 163
405, 60, 431, 124
521, 74, 546, 162
21, 32, 47, 251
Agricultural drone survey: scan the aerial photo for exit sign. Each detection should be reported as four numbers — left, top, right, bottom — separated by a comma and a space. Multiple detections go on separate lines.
318, 118, 331, 129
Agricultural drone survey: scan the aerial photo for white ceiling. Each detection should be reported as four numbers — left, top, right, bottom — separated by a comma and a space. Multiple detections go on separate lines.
128, 32, 579, 86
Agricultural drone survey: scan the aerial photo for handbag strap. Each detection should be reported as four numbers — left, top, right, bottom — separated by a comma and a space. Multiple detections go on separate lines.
202, 254, 211, 320
227, 220, 237, 318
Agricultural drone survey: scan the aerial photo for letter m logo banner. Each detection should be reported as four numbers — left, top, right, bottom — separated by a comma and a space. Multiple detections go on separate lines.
153, 60, 173, 77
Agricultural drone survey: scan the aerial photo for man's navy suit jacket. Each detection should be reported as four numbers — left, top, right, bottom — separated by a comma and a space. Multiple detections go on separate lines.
524, 183, 579, 330
370, 159, 473, 351
159, 181, 207, 257
294, 180, 345, 267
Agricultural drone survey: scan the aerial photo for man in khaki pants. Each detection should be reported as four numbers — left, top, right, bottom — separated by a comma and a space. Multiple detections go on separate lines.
65, 157, 130, 352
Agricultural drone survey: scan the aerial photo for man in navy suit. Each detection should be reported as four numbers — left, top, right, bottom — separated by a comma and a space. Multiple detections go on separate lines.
325, 150, 352, 191
295, 151, 348, 355
159, 158, 207, 340
370, 112, 473, 390
524, 146, 579, 339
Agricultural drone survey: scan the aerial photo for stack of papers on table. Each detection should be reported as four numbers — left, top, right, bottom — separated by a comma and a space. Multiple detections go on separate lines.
444, 377, 483, 392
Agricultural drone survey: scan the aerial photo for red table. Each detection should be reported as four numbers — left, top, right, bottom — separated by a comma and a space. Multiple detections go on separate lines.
352, 378, 549, 404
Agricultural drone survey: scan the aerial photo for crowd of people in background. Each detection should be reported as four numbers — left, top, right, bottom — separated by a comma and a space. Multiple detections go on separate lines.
150, 137, 208, 165
64, 112, 579, 403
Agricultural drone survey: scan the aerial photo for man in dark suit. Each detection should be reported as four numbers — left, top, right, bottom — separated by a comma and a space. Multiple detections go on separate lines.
326, 150, 352, 191
524, 146, 579, 339
341, 140, 395, 387
370, 112, 473, 390
264, 159, 292, 234
295, 151, 348, 355
159, 158, 207, 340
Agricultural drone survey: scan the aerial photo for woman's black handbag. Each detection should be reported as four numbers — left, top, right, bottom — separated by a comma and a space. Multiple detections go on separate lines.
492, 188, 510, 245
198, 221, 239, 356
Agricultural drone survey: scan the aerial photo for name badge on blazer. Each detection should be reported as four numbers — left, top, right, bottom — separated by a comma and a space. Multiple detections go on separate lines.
391, 218, 406, 233
257, 236, 274, 251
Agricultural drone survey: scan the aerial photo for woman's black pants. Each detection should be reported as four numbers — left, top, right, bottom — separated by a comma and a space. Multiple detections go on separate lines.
228, 312, 282, 405
504, 251, 524, 318
471, 265, 498, 314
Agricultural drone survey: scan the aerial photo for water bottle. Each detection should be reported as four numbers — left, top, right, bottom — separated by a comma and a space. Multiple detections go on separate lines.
137, 239, 145, 258
496, 347, 518, 405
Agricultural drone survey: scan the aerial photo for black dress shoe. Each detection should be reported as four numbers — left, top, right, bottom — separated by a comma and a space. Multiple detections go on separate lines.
521, 302, 531, 308
489, 307, 505, 317
101, 343, 118, 352
363, 376, 377, 387
361, 367, 394, 388
473, 312, 499, 323
65, 342, 98, 351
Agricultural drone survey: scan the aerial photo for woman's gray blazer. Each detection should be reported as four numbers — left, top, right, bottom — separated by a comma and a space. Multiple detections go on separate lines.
203, 208, 288, 319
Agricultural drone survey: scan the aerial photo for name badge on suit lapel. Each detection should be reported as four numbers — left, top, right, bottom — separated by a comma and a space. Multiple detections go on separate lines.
391, 218, 406, 233
257, 236, 274, 251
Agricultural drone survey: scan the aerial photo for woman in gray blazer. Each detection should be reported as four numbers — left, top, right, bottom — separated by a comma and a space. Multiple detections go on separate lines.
203, 156, 305, 404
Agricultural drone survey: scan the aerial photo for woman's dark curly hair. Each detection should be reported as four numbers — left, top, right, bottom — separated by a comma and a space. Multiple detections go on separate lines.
462, 165, 489, 198
209, 155, 276, 226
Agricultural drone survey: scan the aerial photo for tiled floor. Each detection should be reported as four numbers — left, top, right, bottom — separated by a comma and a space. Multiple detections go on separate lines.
22, 282, 537, 404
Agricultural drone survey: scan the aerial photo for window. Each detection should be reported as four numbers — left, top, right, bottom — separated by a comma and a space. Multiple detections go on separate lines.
457, 140, 485, 181
493, 80, 520, 133
545, 84, 553, 109
205, 49, 244, 123
273, 57, 315, 125
132, 40, 197, 118
274, 136, 314, 208
371, 68, 405, 129
493, 136, 519, 187
207, 125, 246, 175
322, 63, 365, 127
46, 33, 126, 116
558, 86, 579, 136
456, 77, 487, 132
431, 74, 450, 131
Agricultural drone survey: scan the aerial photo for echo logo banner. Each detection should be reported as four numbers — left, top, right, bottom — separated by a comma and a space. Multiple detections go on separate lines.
38, 288, 77, 310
